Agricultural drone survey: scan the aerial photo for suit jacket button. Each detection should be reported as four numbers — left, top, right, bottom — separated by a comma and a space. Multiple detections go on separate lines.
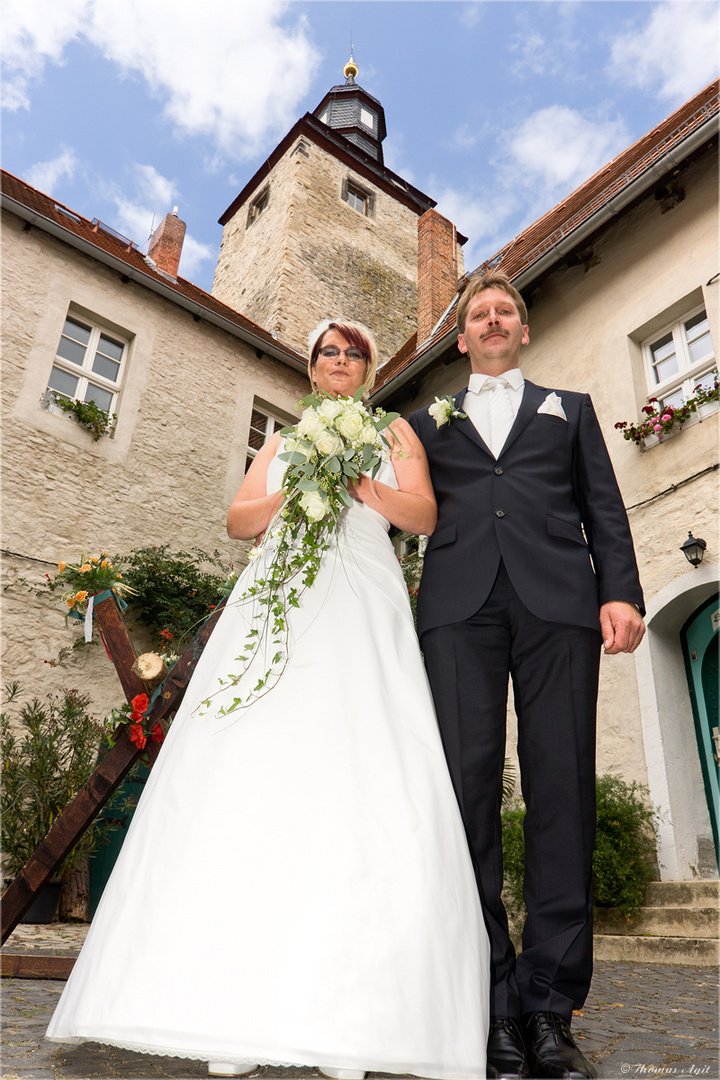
495, 508, 505, 518
494, 465, 504, 475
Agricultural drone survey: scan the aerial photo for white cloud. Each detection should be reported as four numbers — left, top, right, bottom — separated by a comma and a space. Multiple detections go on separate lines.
432, 184, 520, 272
431, 105, 630, 275
609, 1, 720, 103
101, 164, 180, 247
2, 0, 320, 158
1, 0, 91, 110
179, 234, 215, 280
459, 4, 484, 30
24, 147, 78, 195
505, 106, 629, 193
100, 162, 213, 277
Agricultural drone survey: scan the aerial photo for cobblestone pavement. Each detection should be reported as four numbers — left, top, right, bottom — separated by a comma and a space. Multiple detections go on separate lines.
2, 926, 718, 1080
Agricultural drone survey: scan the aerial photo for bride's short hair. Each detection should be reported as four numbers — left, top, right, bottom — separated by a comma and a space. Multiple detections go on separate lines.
308, 320, 379, 395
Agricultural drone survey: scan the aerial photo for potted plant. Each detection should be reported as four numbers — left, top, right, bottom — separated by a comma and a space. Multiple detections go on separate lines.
1, 683, 116, 922
614, 372, 719, 447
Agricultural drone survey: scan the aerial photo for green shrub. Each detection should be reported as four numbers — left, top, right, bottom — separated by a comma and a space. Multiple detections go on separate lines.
593, 773, 658, 915
501, 773, 659, 923
120, 546, 231, 650
1, 685, 113, 877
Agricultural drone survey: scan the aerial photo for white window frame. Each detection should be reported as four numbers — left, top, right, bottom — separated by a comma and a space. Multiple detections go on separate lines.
642, 304, 716, 410
43, 311, 128, 424
245, 406, 285, 472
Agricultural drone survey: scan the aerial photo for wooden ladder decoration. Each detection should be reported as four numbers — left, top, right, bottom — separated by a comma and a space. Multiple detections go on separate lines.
1, 594, 225, 978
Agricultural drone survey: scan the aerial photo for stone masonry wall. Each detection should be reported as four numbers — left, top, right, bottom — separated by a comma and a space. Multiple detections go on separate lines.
2, 210, 307, 724
212, 137, 420, 363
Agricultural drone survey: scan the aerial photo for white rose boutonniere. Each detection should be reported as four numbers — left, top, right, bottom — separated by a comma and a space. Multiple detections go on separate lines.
428, 395, 467, 429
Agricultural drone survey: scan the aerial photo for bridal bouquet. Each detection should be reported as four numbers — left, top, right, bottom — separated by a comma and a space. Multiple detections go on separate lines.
204, 389, 399, 717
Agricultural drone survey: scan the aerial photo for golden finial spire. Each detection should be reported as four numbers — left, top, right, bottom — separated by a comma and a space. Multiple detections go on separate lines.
343, 39, 358, 82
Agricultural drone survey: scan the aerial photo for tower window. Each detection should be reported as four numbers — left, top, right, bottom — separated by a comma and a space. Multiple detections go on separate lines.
342, 179, 375, 219
247, 187, 270, 229
360, 107, 376, 132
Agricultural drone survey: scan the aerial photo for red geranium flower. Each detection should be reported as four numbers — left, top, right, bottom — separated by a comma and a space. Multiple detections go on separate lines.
151, 723, 165, 744
129, 723, 147, 750
131, 693, 149, 714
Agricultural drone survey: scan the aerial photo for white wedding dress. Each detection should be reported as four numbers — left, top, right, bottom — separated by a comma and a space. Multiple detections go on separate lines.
47, 448, 490, 1079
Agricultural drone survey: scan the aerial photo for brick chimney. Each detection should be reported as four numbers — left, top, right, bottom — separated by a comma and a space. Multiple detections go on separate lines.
417, 209, 459, 344
148, 207, 186, 278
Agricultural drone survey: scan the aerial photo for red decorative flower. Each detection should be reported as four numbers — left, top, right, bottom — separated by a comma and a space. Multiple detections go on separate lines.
131, 693, 149, 714
159, 628, 174, 641
129, 723, 147, 750
151, 723, 165, 744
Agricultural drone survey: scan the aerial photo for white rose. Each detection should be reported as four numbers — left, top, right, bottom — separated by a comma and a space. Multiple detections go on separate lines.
335, 410, 365, 440
314, 429, 344, 458
299, 489, 329, 522
428, 398, 452, 428
317, 398, 344, 420
297, 407, 320, 436
284, 437, 312, 460
360, 422, 380, 445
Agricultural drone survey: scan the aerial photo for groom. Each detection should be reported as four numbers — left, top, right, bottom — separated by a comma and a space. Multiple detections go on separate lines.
409, 273, 645, 1080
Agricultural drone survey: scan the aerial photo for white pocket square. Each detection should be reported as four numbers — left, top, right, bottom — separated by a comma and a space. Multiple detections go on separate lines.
537, 392, 567, 420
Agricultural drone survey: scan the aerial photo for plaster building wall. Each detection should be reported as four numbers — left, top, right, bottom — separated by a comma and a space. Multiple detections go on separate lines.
1, 208, 307, 722
388, 146, 719, 878
212, 137, 420, 362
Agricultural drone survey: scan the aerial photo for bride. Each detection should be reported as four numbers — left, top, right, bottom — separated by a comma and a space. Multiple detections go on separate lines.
46, 320, 490, 1080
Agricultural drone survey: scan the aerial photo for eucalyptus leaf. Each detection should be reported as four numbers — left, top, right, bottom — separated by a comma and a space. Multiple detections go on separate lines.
297, 479, 320, 492
326, 457, 341, 473
279, 451, 308, 465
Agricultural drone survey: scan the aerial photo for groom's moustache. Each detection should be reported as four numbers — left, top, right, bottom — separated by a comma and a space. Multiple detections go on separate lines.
482, 329, 509, 339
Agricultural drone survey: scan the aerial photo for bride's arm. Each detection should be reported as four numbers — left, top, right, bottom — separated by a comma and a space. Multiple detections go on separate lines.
349, 418, 437, 536
227, 432, 285, 541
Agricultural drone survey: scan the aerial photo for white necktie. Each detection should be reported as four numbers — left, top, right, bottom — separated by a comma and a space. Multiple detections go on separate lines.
485, 377, 514, 458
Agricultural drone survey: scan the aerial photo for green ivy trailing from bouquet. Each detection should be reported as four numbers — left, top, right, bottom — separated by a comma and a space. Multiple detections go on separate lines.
202, 389, 399, 717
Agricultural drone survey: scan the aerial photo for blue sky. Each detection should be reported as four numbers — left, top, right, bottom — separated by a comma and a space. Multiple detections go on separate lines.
3, 1, 718, 295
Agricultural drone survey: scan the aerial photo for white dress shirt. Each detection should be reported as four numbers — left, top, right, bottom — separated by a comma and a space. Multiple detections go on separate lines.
463, 368, 525, 456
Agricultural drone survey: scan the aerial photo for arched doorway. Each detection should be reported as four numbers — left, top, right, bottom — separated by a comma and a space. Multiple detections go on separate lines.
681, 595, 720, 865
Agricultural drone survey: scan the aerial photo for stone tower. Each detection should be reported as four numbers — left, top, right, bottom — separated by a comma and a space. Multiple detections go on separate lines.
211, 56, 440, 361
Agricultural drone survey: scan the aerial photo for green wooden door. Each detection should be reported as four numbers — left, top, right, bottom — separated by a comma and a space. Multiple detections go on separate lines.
681, 594, 720, 866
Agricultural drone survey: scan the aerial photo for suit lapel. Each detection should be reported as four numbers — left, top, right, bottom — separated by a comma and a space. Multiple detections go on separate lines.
499, 380, 547, 457
453, 387, 493, 458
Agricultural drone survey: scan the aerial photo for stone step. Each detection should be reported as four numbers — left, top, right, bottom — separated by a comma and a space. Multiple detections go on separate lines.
593, 933, 719, 966
595, 905, 719, 938
644, 879, 719, 907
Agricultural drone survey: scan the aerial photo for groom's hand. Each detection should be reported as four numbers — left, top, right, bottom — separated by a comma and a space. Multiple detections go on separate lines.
599, 601, 646, 654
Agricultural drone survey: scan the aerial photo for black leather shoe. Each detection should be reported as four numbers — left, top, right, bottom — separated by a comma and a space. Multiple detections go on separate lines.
486, 1016, 531, 1078
523, 1012, 597, 1078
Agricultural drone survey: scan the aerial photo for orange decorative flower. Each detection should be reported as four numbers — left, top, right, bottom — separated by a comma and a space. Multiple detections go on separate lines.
74, 591, 88, 603
79, 563, 91, 573
58, 561, 66, 572
129, 723, 147, 750
65, 595, 76, 607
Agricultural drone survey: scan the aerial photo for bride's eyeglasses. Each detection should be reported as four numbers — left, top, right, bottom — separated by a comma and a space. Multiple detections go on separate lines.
318, 347, 368, 363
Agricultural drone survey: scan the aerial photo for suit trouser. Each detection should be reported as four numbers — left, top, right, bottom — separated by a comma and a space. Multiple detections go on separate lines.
421, 562, 602, 1021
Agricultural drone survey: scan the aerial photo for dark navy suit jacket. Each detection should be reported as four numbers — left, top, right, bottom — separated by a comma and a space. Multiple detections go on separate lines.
409, 380, 644, 638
